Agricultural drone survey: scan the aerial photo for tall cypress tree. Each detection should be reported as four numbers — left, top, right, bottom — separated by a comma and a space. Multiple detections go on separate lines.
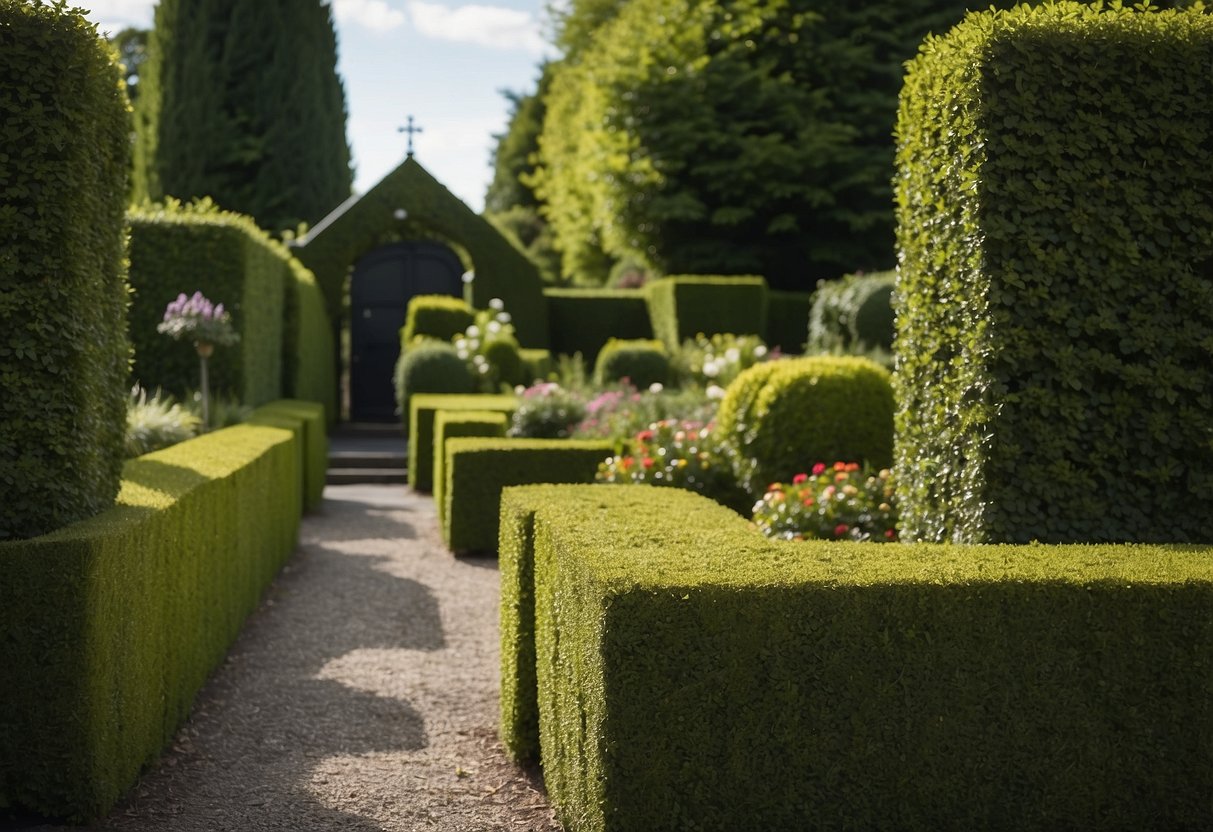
134, 0, 352, 233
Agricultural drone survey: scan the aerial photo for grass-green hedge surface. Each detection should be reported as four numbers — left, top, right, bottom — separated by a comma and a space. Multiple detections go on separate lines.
544, 288, 654, 362
442, 438, 611, 553
432, 410, 509, 528
503, 484, 1213, 832
0, 415, 309, 820
407, 394, 517, 491
0, 1, 131, 540
593, 338, 669, 388
895, 2, 1213, 543
401, 294, 475, 345
645, 276, 769, 351
716, 355, 894, 498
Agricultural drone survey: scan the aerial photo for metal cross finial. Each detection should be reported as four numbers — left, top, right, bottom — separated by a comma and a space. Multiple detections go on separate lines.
398, 115, 423, 157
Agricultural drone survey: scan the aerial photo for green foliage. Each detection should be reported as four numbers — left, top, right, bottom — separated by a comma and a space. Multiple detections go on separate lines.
453, 303, 528, 392
594, 339, 669, 388
125, 386, 200, 458
505, 484, 1213, 831
109, 27, 147, 102
646, 276, 769, 351
407, 394, 517, 491
249, 399, 327, 512
806, 271, 896, 354
764, 290, 812, 354
0, 421, 303, 820
394, 341, 477, 431
295, 158, 549, 349
0, 1, 132, 540
128, 201, 288, 408
717, 356, 894, 498
402, 295, 475, 346
485, 64, 553, 214
133, 0, 351, 232
433, 410, 509, 530
544, 288, 654, 363
673, 332, 771, 388
895, 3, 1213, 543
486, 205, 564, 286
442, 437, 611, 552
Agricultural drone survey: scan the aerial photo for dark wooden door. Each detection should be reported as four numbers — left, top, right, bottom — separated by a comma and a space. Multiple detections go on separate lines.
349, 241, 463, 421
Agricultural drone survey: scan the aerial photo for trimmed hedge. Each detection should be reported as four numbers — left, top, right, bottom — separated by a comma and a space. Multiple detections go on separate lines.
805, 271, 896, 354
249, 399, 327, 512
645, 276, 769, 351
716, 356, 894, 497
407, 393, 517, 491
507, 484, 1213, 831
394, 340, 477, 433
764, 290, 812, 354
402, 294, 475, 346
442, 438, 611, 553
128, 201, 287, 407
544, 288, 654, 362
0, 2, 132, 540
0, 420, 304, 821
433, 410, 509, 529
282, 262, 337, 423
594, 339, 669, 388
895, 3, 1213, 543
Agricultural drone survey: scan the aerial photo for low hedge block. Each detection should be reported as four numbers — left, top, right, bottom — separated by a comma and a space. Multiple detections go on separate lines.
443, 438, 612, 553
0, 422, 303, 821
407, 394, 516, 491
764, 290, 812, 354
544, 288, 653, 363
402, 294, 475, 346
511, 485, 1213, 831
645, 276, 769, 351
250, 399, 327, 511
593, 338, 668, 388
433, 410, 509, 528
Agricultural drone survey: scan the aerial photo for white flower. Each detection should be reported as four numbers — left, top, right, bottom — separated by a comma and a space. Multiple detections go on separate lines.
489, 298, 504, 311
725, 347, 741, 363
648, 382, 664, 394
456, 349, 469, 360
498, 312, 511, 323
702, 361, 720, 378
461, 271, 475, 284
706, 384, 726, 400
472, 355, 487, 366
514, 385, 526, 395
754, 344, 768, 358
487, 321, 502, 334
466, 325, 481, 338
454, 338, 467, 350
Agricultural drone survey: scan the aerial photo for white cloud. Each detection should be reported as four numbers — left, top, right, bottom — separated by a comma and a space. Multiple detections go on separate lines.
332, 0, 407, 31
407, 1, 546, 55
75, 0, 155, 34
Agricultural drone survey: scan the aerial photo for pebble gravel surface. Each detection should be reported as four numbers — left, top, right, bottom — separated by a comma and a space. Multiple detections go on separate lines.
21, 485, 560, 832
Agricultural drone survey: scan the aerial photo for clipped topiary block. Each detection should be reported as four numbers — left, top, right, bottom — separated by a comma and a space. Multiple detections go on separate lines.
442, 438, 612, 553
433, 410, 509, 528
764, 289, 812, 354
645, 276, 769, 351
402, 294, 475, 346
593, 338, 669, 388
516, 485, 1213, 832
407, 394, 517, 491
0, 3, 131, 540
394, 340, 477, 434
544, 288, 654, 363
250, 399, 328, 512
895, 3, 1213, 543
716, 355, 893, 497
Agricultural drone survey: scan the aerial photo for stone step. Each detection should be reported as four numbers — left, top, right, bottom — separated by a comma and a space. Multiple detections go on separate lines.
329, 422, 403, 439
328, 450, 407, 469
326, 467, 408, 485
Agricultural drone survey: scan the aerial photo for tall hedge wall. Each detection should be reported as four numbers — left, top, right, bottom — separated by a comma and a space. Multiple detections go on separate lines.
0, 2, 132, 540
764, 290, 812, 354
543, 288, 653, 362
0, 420, 304, 820
895, 3, 1213, 543
128, 201, 288, 408
282, 261, 337, 421
645, 276, 769, 351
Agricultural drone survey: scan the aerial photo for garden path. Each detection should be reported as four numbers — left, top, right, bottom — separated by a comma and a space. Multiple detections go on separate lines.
41, 485, 559, 831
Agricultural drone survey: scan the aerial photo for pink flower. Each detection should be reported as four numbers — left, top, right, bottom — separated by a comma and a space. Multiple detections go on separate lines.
792, 473, 808, 484
812, 463, 827, 476
884, 529, 896, 540
642, 457, 655, 469
834, 524, 849, 537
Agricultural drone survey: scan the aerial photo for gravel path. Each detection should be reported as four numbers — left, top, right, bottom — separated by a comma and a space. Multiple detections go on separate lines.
33, 485, 560, 831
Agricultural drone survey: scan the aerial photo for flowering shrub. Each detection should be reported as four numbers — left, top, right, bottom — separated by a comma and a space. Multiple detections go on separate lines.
509, 382, 588, 438
597, 419, 747, 509
752, 462, 898, 542
574, 382, 717, 441
156, 291, 239, 347
124, 385, 200, 457
453, 298, 525, 392
674, 333, 774, 388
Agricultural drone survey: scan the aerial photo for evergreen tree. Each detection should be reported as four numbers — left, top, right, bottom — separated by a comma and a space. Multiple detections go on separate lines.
134, 0, 352, 233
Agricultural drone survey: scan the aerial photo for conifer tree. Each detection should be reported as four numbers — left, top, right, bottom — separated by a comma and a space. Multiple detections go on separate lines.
134, 0, 352, 233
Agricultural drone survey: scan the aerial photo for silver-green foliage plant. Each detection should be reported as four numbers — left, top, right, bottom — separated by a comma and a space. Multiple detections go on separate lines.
125, 385, 200, 458
673, 333, 772, 388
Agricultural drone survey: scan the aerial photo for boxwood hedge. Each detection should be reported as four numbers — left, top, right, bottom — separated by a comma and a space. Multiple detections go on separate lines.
544, 288, 654, 362
593, 338, 669, 388
0, 1, 132, 540
407, 393, 517, 491
402, 294, 475, 346
505, 484, 1213, 831
433, 409, 509, 528
645, 276, 769, 351
895, 3, 1213, 543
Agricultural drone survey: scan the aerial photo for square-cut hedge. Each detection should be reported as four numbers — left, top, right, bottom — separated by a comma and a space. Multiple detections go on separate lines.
0, 3, 131, 540
128, 202, 288, 408
544, 288, 653, 362
0, 421, 303, 821
895, 4, 1213, 543
764, 289, 812, 354
443, 438, 611, 553
645, 276, 769, 351
408, 393, 517, 492
281, 262, 336, 423
510, 485, 1213, 831
250, 399, 328, 512
433, 410, 509, 528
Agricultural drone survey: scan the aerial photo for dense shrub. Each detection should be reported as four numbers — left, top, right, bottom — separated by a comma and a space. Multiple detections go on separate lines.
646, 276, 768, 351
0, 1, 132, 540
672, 332, 771, 388
453, 302, 528, 392
764, 290, 812, 354
509, 382, 587, 439
593, 339, 669, 388
402, 295, 475, 345
407, 393, 517, 491
502, 484, 1213, 830
895, 3, 1213, 543
433, 410, 509, 529
544, 288, 653, 362
806, 271, 896, 354
394, 341, 476, 432
716, 356, 893, 498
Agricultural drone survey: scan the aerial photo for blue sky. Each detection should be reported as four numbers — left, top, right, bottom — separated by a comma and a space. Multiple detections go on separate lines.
80, 0, 556, 213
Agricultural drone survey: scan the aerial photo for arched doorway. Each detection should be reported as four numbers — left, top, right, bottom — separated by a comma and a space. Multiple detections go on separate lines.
349, 240, 463, 421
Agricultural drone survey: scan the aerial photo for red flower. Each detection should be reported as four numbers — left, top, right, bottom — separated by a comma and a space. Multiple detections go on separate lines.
792, 473, 808, 484
801, 497, 815, 507
833, 462, 847, 472
834, 523, 849, 537
812, 463, 827, 475
884, 529, 896, 540
642, 457, 655, 469
619, 457, 633, 470
845, 462, 860, 472
636, 429, 654, 442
